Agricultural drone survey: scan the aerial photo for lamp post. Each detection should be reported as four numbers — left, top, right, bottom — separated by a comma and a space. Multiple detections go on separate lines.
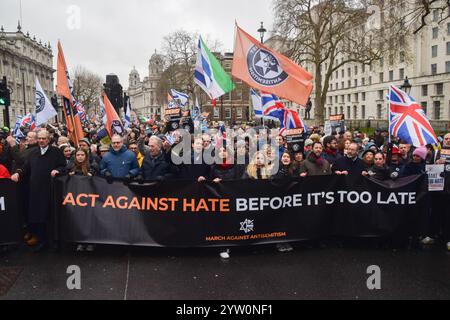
257, 21, 267, 44
400, 76, 412, 94
257, 22, 267, 126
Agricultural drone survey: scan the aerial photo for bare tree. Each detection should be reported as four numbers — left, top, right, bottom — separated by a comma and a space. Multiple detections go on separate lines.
273, 0, 405, 124
401, 0, 449, 34
72, 66, 103, 113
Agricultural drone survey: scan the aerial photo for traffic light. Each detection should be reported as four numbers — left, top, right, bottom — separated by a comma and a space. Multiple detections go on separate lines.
0, 76, 11, 128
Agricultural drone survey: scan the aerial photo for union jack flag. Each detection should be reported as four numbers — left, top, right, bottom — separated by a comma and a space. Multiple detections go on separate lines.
261, 91, 308, 134
74, 100, 86, 122
389, 85, 438, 147
20, 113, 36, 130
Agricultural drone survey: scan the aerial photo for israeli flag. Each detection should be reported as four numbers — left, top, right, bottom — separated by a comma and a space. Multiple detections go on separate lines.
13, 116, 25, 143
124, 97, 131, 129
99, 96, 107, 124
170, 89, 189, 106
35, 78, 57, 126
251, 89, 263, 117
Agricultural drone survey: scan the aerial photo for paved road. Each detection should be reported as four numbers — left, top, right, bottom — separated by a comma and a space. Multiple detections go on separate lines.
1, 241, 450, 300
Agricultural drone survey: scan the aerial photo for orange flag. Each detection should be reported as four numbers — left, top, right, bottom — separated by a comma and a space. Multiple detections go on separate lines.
57, 41, 84, 145
103, 92, 125, 137
232, 24, 313, 106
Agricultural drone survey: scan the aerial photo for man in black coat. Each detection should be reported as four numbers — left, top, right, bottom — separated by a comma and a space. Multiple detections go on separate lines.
176, 136, 210, 182
11, 129, 66, 251
141, 136, 172, 181
333, 142, 366, 176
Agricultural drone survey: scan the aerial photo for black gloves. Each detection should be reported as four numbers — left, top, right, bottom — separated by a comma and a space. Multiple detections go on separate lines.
123, 174, 132, 185
104, 171, 113, 184
136, 174, 144, 184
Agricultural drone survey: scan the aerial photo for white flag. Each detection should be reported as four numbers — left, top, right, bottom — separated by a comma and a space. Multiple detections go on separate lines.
35, 78, 57, 126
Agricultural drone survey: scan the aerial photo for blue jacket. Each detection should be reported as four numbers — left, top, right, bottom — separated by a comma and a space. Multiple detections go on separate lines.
100, 145, 140, 178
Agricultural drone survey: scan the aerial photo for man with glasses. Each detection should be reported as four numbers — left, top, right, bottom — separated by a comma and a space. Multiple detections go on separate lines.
99, 135, 139, 183
10, 130, 66, 252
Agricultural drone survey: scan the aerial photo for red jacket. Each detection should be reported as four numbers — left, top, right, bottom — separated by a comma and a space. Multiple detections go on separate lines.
0, 164, 11, 179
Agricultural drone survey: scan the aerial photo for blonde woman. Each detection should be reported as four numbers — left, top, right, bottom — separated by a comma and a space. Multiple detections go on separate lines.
243, 151, 271, 180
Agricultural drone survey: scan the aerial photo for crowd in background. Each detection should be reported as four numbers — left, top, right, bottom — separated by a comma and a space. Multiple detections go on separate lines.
0, 119, 449, 256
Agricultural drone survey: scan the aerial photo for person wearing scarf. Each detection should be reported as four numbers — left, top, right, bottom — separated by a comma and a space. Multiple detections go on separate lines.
323, 136, 342, 167
300, 142, 332, 176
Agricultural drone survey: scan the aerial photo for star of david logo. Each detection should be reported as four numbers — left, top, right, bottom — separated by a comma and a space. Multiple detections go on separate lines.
35, 91, 45, 113
240, 219, 254, 234
247, 46, 288, 86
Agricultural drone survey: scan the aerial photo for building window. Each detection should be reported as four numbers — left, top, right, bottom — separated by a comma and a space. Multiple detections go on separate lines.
328, 107, 332, 118
347, 68, 351, 77
330, 84, 333, 91
447, 42, 450, 55
354, 79, 358, 87
354, 66, 358, 75
362, 105, 366, 119
448, 23, 450, 35
347, 106, 351, 119
433, 10, 439, 22
347, 94, 351, 102
225, 108, 231, 119
389, 70, 394, 81
236, 108, 242, 119
399, 68, 404, 80
432, 45, 438, 58
214, 107, 220, 119
335, 96, 338, 103
434, 101, 441, 120
340, 106, 344, 115
341, 69, 344, 78
341, 81, 344, 88
336, 71, 339, 79
369, 76, 372, 85
378, 90, 384, 100
377, 104, 382, 119
354, 93, 358, 102
362, 92, 366, 101
341, 95, 344, 103
421, 102, 428, 115
446, 61, 450, 73
362, 77, 365, 86
431, 64, 437, 75
422, 85, 428, 96
400, 51, 405, 63
379, 72, 384, 82
348, 80, 351, 88
380, 57, 384, 67
432, 27, 439, 39
335, 107, 338, 115
436, 83, 443, 95
336, 83, 339, 90
353, 106, 357, 119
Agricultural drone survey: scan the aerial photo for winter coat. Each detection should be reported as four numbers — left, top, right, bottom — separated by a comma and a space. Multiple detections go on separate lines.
141, 152, 172, 181
333, 156, 366, 176
100, 145, 139, 178
299, 154, 332, 176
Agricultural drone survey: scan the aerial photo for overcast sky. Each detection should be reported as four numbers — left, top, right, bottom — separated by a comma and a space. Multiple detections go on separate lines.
0, 0, 275, 88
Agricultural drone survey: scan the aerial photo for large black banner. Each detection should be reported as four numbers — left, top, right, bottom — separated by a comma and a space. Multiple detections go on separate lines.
0, 180, 20, 245
53, 175, 428, 247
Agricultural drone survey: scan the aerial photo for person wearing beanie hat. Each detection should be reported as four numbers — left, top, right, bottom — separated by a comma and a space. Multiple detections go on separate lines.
401, 146, 427, 177
388, 145, 404, 179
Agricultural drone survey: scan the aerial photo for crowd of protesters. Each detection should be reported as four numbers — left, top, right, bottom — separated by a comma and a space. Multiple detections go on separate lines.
0, 118, 449, 257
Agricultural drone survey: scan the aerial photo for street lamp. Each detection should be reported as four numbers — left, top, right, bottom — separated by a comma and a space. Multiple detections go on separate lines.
257, 21, 267, 44
400, 77, 412, 94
